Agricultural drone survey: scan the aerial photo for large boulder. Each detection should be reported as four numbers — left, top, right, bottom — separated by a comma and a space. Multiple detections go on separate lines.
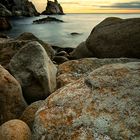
0, 18, 12, 31
33, 62, 140, 140
0, 32, 55, 68
0, 0, 39, 17
71, 17, 140, 59
0, 65, 27, 125
0, 119, 31, 140
42, 0, 64, 15
0, 4, 12, 17
9, 41, 57, 104
57, 58, 140, 88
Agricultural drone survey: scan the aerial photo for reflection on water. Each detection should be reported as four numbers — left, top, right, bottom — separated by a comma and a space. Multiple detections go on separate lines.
2, 13, 140, 48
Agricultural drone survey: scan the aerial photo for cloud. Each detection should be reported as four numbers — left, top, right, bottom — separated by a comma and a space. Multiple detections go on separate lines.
100, 1, 140, 9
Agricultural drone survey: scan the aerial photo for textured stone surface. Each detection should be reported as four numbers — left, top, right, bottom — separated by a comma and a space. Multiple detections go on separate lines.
0, 0, 39, 17
71, 17, 140, 58
0, 65, 27, 125
33, 62, 140, 140
42, 0, 64, 15
0, 4, 12, 17
20, 100, 46, 130
57, 58, 140, 88
0, 119, 31, 140
9, 41, 57, 104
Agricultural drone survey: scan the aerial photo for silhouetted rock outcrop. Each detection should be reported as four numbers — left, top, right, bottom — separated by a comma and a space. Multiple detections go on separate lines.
42, 0, 64, 15
0, 18, 12, 31
0, 0, 39, 17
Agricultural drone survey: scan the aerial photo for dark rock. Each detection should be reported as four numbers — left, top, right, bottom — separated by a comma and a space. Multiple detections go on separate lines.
0, 18, 12, 31
0, 119, 32, 140
70, 42, 93, 59
70, 32, 82, 36
9, 41, 57, 104
0, 3, 12, 17
0, 65, 27, 125
71, 17, 140, 59
42, 0, 64, 15
86, 17, 140, 58
0, 0, 39, 17
33, 62, 140, 140
56, 51, 69, 57
53, 56, 69, 64
0, 33, 9, 39
33, 16, 64, 24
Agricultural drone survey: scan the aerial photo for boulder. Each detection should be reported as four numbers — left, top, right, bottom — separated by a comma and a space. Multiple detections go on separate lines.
57, 58, 140, 88
33, 16, 64, 24
9, 41, 57, 104
70, 42, 93, 59
0, 65, 27, 125
86, 17, 140, 58
53, 56, 69, 64
71, 17, 140, 59
0, 3, 12, 17
20, 100, 46, 130
16, 32, 55, 59
42, 0, 64, 15
0, 119, 31, 140
33, 62, 140, 140
0, 18, 12, 31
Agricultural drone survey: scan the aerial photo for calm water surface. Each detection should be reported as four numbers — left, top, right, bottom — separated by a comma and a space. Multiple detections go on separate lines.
2, 13, 140, 48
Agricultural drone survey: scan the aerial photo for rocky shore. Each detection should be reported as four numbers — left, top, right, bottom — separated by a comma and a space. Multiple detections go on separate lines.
0, 17, 140, 140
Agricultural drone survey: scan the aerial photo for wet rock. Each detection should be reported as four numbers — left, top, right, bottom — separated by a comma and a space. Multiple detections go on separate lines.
20, 100, 45, 130
33, 62, 140, 140
0, 119, 31, 140
33, 16, 64, 24
0, 18, 12, 31
42, 0, 64, 15
9, 41, 57, 104
0, 65, 27, 125
57, 58, 140, 88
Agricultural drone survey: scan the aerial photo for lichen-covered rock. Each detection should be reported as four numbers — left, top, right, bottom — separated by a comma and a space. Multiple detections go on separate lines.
42, 0, 64, 15
0, 119, 31, 140
20, 100, 46, 130
9, 41, 57, 104
0, 32, 55, 68
0, 65, 27, 125
33, 62, 140, 140
57, 58, 140, 88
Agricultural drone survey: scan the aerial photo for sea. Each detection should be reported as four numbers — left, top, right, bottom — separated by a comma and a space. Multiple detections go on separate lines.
2, 13, 140, 48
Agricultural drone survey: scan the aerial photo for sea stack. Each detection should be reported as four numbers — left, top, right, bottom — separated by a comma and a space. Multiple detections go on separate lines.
42, 0, 64, 15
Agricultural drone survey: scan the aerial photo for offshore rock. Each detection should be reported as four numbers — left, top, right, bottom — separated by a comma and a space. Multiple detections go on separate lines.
42, 0, 64, 15
9, 41, 57, 104
33, 62, 140, 140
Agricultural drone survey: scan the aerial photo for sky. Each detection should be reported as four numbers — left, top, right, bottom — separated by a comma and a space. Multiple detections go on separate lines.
30, 0, 140, 13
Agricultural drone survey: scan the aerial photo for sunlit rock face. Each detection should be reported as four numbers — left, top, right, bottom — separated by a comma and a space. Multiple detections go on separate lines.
33, 62, 140, 140
42, 0, 64, 15
0, 0, 39, 17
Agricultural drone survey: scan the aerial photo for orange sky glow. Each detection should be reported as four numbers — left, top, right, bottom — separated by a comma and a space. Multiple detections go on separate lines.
30, 0, 140, 13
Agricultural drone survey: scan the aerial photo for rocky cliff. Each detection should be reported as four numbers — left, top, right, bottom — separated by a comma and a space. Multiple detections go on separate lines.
42, 0, 64, 15
0, 0, 39, 17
